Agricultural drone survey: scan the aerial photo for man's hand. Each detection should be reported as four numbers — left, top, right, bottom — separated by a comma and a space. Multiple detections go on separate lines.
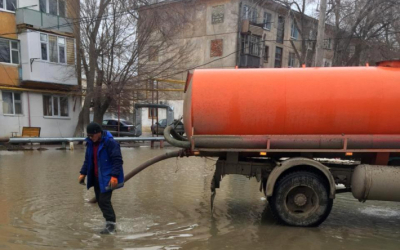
78, 174, 86, 185
109, 177, 118, 190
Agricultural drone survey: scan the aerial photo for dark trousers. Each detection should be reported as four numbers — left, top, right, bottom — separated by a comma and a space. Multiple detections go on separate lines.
94, 179, 116, 223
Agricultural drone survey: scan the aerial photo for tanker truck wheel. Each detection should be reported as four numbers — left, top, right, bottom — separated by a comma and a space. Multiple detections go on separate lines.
268, 171, 333, 227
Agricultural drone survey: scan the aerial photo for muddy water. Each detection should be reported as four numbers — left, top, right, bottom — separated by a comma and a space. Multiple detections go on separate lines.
1, 147, 400, 250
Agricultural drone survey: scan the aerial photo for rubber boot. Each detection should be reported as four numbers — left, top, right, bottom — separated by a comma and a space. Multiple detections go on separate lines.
100, 222, 116, 234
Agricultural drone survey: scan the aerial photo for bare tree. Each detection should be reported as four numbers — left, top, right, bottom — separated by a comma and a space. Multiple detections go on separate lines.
327, 0, 400, 66
74, 0, 194, 134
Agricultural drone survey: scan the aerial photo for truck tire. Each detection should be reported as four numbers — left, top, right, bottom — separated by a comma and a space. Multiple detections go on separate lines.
268, 171, 333, 227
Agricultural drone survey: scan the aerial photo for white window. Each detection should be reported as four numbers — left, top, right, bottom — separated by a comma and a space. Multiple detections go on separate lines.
0, 0, 16, 11
43, 95, 69, 117
263, 12, 272, 30
40, 33, 69, 64
0, 38, 19, 64
2, 92, 22, 115
39, 0, 66, 17
291, 22, 299, 40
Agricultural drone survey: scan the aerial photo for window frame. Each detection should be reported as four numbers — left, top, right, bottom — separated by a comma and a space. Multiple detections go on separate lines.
264, 45, 269, 62
40, 33, 67, 64
249, 35, 261, 56
291, 22, 299, 40
43, 95, 69, 118
243, 5, 257, 23
0, 38, 20, 65
58, 37, 66, 64
0, 0, 17, 12
39, 0, 66, 17
263, 12, 272, 30
276, 16, 285, 44
288, 52, 296, 67
274, 46, 283, 68
2, 91, 22, 115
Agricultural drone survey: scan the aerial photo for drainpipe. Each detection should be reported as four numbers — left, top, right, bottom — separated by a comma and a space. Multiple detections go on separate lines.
27, 92, 31, 127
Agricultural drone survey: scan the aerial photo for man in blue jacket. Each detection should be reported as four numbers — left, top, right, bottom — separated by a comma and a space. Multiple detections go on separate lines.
79, 122, 124, 234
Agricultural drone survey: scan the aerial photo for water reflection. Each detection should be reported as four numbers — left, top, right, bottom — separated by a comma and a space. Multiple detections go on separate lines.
1, 148, 400, 249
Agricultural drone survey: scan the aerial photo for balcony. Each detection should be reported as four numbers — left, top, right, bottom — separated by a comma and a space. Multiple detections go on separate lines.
239, 54, 261, 68
16, 8, 73, 33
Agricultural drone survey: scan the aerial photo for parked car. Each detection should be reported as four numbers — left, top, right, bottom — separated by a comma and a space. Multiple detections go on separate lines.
151, 119, 185, 136
102, 119, 141, 137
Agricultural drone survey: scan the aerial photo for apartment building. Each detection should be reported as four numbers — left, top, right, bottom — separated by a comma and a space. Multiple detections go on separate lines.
136, 0, 334, 130
0, 0, 81, 137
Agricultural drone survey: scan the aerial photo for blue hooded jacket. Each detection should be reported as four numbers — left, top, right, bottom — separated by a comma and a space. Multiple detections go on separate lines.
80, 131, 124, 193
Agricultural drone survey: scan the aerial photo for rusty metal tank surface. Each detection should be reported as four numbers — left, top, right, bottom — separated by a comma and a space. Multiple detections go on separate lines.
183, 64, 400, 139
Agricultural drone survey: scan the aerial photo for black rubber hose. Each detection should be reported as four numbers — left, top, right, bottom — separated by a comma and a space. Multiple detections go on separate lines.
88, 149, 188, 203
170, 127, 188, 141
164, 126, 191, 148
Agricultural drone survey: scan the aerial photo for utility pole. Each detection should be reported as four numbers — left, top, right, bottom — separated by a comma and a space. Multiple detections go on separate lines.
315, 0, 327, 67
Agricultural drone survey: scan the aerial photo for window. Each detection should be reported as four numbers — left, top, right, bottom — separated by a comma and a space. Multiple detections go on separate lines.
249, 35, 261, 56
291, 22, 299, 40
263, 12, 272, 30
41, 34, 48, 60
148, 108, 158, 119
323, 38, 332, 50
243, 5, 257, 23
58, 37, 66, 63
39, 0, 46, 12
211, 5, 224, 24
2, 92, 22, 115
276, 16, 285, 44
274, 47, 283, 68
58, 0, 65, 17
0, 0, 16, 11
41, 33, 70, 64
0, 38, 19, 64
49, 0, 57, 15
108, 120, 118, 126
49, 35, 58, 63
288, 52, 296, 67
39, 0, 66, 17
160, 119, 167, 126
264, 45, 269, 62
66, 38, 75, 65
210, 39, 223, 57
43, 95, 68, 117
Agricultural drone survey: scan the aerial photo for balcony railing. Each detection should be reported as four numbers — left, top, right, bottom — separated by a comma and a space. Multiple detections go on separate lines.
16, 8, 73, 33
239, 54, 261, 68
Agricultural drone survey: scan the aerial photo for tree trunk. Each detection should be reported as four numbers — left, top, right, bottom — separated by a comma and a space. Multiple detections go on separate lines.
315, 0, 327, 67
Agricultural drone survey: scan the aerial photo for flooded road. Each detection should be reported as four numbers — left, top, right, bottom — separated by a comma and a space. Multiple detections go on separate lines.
1, 147, 400, 249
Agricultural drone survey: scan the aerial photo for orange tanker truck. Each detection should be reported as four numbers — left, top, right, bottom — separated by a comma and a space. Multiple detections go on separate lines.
160, 60, 400, 227
120, 61, 400, 227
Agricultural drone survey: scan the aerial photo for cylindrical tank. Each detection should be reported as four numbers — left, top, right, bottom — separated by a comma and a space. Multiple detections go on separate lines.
183, 63, 400, 139
352, 165, 400, 202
